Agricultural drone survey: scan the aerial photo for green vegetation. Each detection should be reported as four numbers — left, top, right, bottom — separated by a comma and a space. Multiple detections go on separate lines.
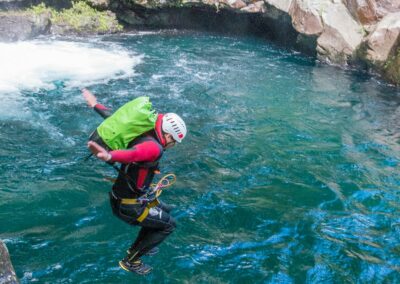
384, 48, 400, 85
27, 2, 50, 15
28, 1, 123, 34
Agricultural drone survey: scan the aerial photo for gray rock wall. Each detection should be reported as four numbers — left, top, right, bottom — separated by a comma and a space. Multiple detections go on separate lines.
0, 10, 50, 41
0, 0, 71, 10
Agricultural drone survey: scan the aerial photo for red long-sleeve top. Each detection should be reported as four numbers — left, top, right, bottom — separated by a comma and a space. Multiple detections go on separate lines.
94, 103, 166, 190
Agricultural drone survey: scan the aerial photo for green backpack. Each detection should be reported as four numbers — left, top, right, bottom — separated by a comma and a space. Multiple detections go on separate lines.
97, 96, 158, 150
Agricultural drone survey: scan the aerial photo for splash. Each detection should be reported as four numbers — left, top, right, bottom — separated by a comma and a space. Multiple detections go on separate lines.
0, 40, 142, 93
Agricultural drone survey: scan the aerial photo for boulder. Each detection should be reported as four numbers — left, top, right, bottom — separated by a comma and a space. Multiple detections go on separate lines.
383, 48, 400, 85
225, 0, 246, 10
363, 12, 400, 63
0, 11, 50, 41
344, 0, 400, 25
343, 0, 379, 25
264, 0, 292, 13
289, 0, 326, 36
0, 241, 18, 284
240, 1, 265, 13
375, 0, 400, 18
317, 1, 364, 64
85, 0, 110, 10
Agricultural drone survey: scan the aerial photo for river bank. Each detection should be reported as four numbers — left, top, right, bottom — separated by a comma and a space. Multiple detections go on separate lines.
0, 0, 399, 85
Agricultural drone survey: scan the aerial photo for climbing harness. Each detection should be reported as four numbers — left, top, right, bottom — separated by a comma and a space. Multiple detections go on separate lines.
119, 174, 176, 222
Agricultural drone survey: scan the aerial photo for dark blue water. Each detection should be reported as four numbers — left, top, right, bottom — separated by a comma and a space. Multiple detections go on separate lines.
0, 31, 399, 283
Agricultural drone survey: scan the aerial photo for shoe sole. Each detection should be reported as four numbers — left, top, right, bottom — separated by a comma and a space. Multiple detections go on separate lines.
119, 261, 152, 275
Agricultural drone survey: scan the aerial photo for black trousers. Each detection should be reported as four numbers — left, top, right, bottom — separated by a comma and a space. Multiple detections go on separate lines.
109, 192, 176, 258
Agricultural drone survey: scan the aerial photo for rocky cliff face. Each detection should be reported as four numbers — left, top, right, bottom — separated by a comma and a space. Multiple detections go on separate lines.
0, 0, 71, 10
0, 9, 50, 41
0, 1, 122, 40
107, 0, 400, 85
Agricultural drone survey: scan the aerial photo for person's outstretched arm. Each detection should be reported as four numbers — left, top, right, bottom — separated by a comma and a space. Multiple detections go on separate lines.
87, 141, 161, 164
82, 88, 112, 119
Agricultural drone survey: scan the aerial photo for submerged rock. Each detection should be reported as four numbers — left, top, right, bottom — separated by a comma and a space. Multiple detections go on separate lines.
0, 241, 18, 284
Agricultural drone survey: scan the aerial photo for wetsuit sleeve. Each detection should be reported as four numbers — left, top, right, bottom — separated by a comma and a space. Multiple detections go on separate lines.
94, 103, 112, 119
109, 141, 162, 164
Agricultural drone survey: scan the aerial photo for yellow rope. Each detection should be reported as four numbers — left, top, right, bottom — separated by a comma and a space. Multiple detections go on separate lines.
151, 174, 176, 198
105, 173, 177, 199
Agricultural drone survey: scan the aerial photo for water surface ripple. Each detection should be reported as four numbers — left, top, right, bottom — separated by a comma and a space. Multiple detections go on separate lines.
0, 32, 399, 283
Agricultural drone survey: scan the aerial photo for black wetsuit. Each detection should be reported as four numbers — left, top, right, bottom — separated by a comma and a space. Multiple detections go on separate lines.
90, 103, 176, 259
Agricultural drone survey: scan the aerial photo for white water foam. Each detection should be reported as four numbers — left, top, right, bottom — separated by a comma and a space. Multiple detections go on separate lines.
0, 40, 142, 93
0, 40, 142, 119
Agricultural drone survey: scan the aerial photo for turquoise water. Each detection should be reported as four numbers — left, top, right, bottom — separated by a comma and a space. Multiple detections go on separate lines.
0, 31, 399, 283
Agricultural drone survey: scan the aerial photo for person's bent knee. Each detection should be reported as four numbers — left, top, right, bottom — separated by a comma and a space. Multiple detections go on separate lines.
165, 217, 177, 234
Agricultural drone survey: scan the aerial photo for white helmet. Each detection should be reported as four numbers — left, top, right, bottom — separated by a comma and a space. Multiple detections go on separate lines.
162, 113, 187, 143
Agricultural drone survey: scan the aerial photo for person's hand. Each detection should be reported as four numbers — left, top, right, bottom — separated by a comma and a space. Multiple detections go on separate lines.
82, 88, 97, 108
88, 141, 112, 162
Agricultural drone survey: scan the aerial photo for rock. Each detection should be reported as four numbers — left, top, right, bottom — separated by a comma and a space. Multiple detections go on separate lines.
0, 241, 18, 284
85, 0, 110, 10
317, 1, 364, 64
289, 0, 326, 36
343, 0, 379, 25
113, 9, 145, 26
363, 12, 400, 63
375, 0, 400, 18
0, 0, 72, 10
264, 0, 292, 13
383, 48, 400, 85
0, 11, 51, 41
225, 0, 247, 10
240, 1, 265, 13
344, 0, 400, 24
288, 0, 363, 63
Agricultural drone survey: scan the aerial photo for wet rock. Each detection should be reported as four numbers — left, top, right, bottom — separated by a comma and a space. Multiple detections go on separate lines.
0, 10, 50, 41
383, 48, 400, 85
0, 241, 18, 284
